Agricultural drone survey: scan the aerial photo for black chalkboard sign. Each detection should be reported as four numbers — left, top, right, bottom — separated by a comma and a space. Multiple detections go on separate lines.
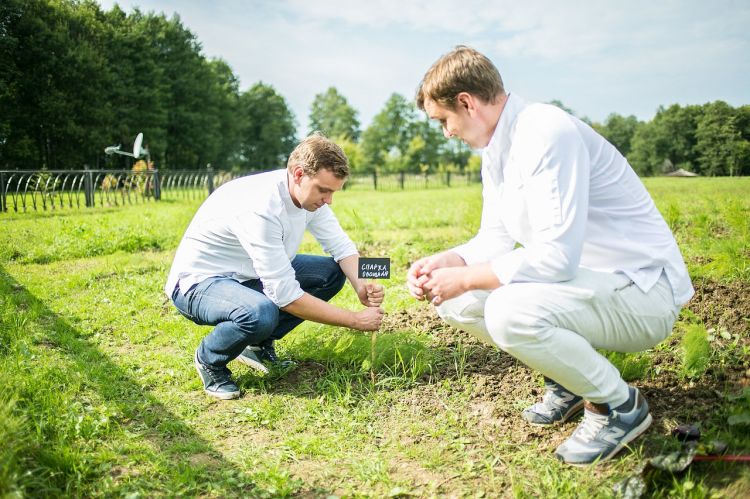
358, 257, 390, 279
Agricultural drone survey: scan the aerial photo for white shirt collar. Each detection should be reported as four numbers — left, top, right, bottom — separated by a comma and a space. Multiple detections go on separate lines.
486, 92, 527, 154
279, 170, 304, 213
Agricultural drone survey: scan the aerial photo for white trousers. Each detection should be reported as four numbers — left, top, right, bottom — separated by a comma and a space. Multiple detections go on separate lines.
436, 268, 681, 407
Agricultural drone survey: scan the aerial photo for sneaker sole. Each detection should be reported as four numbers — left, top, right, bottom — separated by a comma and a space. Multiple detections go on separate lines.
565, 412, 653, 467
194, 355, 241, 400
523, 399, 585, 426
235, 354, 270, 374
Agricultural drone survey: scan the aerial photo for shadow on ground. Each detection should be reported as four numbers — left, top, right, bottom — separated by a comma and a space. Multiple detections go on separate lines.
0, 266, 256, 496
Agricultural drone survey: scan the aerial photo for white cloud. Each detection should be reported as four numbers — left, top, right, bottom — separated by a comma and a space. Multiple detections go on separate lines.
97, 0, 750, 127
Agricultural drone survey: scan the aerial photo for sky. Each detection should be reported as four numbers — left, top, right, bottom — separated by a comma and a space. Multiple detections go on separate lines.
97, 0, 750, 136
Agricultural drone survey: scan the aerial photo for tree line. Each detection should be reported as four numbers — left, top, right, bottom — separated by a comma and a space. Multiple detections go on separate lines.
1, 1, 748, 176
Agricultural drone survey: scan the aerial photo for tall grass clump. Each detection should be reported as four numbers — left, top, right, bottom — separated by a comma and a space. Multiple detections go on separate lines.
604, 351, 651, 381
681, 324, 711, 379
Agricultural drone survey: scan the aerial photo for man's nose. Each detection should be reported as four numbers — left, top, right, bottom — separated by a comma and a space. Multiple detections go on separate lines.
442, 127, 452, 139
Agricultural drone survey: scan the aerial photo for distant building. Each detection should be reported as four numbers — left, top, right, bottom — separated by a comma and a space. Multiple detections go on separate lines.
665, 168, 699, 177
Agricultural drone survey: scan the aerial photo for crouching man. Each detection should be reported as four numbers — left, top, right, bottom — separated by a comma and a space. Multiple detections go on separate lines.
166, 133, 384, 400
407, 46, 693, 465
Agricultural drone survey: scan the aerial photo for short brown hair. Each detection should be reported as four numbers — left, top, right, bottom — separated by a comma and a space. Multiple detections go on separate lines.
416, 45, 505, 111
287, 132, 349, 178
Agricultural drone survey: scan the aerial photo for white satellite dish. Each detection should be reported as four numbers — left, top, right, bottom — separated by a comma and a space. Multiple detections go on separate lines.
133, 133, 143, 158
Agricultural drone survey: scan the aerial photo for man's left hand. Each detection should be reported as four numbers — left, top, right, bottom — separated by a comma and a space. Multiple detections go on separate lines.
422, 267, 467, 305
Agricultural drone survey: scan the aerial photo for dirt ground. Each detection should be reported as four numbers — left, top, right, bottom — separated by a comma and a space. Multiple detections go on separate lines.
382, 277, 750, 453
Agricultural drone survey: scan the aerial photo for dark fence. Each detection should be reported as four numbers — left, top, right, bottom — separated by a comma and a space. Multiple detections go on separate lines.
0, 169, 480, 213
345, 171, 480, 191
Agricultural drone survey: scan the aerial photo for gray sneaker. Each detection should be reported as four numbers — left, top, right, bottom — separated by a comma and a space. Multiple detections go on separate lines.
236, 346, 269, 374
194, 350, 240, 400
555, 386, 652, 465
522, 380, 584, 425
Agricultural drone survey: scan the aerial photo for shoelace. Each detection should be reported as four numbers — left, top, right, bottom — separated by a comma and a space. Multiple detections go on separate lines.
204, 364, 231, 383
576, 411, 610, 442
261, 347, 278, 362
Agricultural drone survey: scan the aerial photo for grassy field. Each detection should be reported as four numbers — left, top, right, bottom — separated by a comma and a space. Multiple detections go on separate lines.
1, 177, 748, 497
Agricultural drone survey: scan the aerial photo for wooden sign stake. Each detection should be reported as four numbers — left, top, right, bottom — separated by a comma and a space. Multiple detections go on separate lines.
358, 257, 390, 387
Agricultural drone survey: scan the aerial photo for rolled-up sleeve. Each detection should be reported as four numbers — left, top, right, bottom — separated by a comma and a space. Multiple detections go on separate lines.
308, 205, 358, 261
230, 210, 304, 308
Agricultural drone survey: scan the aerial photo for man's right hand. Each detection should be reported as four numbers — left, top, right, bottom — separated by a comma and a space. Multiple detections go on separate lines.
407, 251, 466, 300
351, 306, 384, 331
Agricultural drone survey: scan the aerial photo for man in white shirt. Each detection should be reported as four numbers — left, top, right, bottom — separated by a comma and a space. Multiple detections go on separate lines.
166, 133, 384, 400
407, 46, 693, 465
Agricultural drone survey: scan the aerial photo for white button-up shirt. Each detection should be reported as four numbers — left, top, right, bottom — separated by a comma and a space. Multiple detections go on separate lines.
164, 169, 358, 307
453, 94, 694, 306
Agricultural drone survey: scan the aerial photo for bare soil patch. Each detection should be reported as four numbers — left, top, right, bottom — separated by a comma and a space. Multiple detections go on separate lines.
688, 278, 750, 338
384, 278, 750, 456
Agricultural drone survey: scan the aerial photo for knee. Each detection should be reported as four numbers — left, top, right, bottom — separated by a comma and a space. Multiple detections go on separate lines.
317, 258, 346, 297
484, 286, 544, 351
330, 265, 346, 294
435, 290, 486, 322
232, 300, 279, 339
435, 297, 468, 323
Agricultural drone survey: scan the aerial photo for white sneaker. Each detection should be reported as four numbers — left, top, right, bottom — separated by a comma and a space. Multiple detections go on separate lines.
555, 386, 652, 465
522, 380, 584, 425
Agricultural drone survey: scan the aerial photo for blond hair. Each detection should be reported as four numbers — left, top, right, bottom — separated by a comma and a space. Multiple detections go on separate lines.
287, 132, 349, 178
416, 45, 505, 110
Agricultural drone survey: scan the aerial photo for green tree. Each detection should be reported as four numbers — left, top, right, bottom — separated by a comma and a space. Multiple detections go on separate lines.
732, 105, 750, 176
597, 113, 641, 157
1, 0, 112, 169
360, 93, 418, 172
629, 104, 701, 176
308, 87, 360, 141
694, 101, 743, 176
362, 93, 472, 173
0, 1, 245, 171
151, 13, 221, 169
102, 6, 169, 169
332, 135, 362, 171
237, 82, 297, 171
0, 0, 23, 159
201, 59, 242, 170
405, 119, 445, 171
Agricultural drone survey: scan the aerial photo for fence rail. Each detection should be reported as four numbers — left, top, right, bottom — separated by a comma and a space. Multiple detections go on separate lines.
345, 171, 480, 191
0, 169, 479, 213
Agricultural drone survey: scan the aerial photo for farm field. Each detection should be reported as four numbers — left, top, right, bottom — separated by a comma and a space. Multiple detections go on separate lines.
1, 177, 749, 497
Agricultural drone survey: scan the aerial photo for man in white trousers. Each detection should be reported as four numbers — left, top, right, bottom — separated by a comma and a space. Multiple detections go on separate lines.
407, 46, 693, 465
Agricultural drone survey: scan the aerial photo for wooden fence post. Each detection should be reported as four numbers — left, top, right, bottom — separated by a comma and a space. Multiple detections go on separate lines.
0, 171, 6, 212
84, 169, 94, 207
207, 165, 215, 194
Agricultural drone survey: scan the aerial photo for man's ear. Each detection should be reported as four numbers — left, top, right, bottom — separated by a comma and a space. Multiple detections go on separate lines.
456, 92, 474, 112
291, 164, 305, 183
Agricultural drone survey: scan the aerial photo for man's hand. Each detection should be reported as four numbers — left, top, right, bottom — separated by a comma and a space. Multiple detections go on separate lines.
421, 267, 468, 305
356, 282, 385, 307
407, 251, 466, 300
351, 306, 385, 331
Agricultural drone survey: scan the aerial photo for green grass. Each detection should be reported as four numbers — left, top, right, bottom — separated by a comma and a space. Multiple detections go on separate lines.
1, 178, 749, 497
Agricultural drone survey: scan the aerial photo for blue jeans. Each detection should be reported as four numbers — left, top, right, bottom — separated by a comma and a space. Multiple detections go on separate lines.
172, 255, 346, 367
